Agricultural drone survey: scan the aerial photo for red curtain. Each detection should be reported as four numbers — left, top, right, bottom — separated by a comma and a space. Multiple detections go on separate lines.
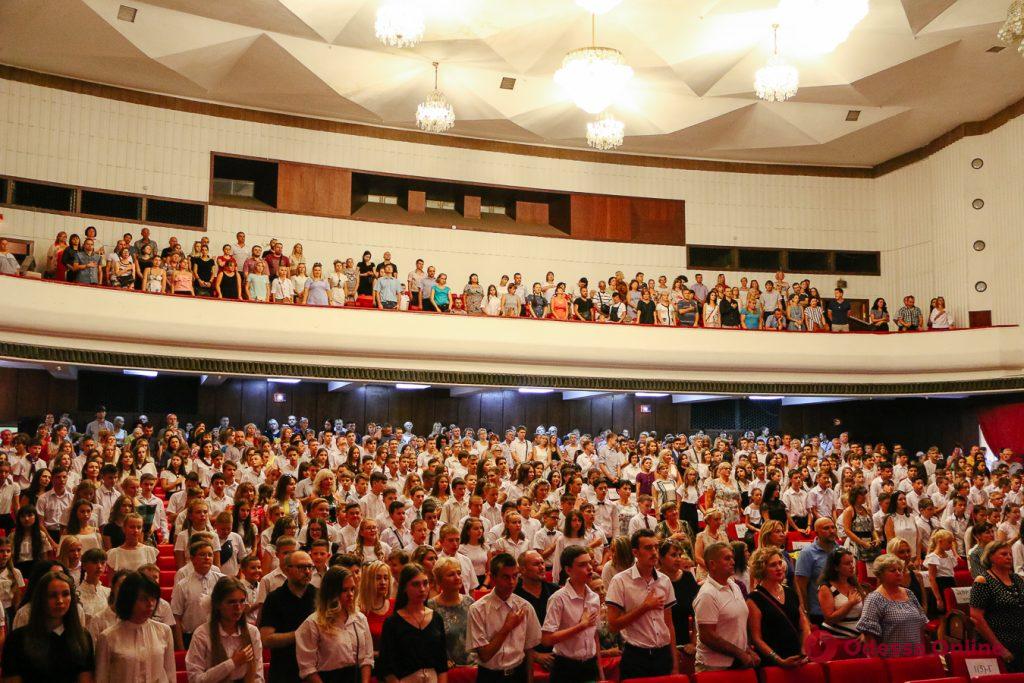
978, 403, 1024, 455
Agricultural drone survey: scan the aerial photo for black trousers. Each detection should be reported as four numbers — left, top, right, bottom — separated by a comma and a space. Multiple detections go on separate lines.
477, 661, 527, 683
620, 644, 673, 681
550, 655, 598, 682
320, 666, 359, 683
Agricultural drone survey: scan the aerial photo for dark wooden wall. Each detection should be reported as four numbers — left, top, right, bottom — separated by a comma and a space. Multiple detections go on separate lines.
0, 368, 78, 427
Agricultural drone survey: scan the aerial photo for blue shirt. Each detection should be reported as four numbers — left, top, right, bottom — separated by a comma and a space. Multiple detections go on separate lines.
794, 539, 832, 616
374, 276, 402, 303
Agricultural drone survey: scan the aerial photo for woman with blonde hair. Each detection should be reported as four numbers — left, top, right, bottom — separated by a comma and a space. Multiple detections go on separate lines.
887, 537, 926, 608
748, 546, 810, 667
427, 556, 476, 666
758, 520, 795, 586
923, 528, 957, 616
295, 567, 374, 682
357, 560, 393, 655
855, 554, 927, 656
601, 535, 634, 585
694, 508, 728, 581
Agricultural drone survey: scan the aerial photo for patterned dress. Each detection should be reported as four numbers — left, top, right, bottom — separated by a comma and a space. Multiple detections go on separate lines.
711, 479, 742, 524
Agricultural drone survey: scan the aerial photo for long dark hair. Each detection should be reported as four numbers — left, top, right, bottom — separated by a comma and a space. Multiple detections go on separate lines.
819, 547, 863, 594
25, 571, 91, 669
13, 505, 46, 562
872, 298, 888, 313
394, 563, 428, 611
208, 577, 254, 674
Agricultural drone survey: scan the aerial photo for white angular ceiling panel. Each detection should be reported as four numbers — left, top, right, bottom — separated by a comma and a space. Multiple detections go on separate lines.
1, 0, 1023, 166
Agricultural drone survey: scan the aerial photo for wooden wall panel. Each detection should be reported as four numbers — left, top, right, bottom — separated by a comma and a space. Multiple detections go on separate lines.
277, 162, 352, 218
630, 197, 685, 246
0, 369, 17, 422
480, 391, 503, 432
610, 394, 634, 435
458, 395, 482, 428
523, 397, 547, 434
16, 371, 48, 419
501, 390, 525, 431
512, 201, 549, 226
591, 395, 614, 433
570, 194, 632, 242
363, 385, 391, 426
242, 380, 268, 426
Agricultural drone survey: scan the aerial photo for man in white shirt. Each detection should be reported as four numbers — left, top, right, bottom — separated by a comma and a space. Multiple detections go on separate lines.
781, 472, 810, 533
597, 434, 624, 483
255, 537, 297, 610
592, 480, 619, 540
37, 467, 74, 538
541, 545, 604, 681
693, 541, 759, 672
468, 552, 543, 682
441, 479, 471, 527
359, 473, 387, 522
171, 540, 224, 645
806, 471, 837, 523
231, 231, 248, 263
438, 524, 476, 595
606, 529, 678, 680
380, 501, 413, 552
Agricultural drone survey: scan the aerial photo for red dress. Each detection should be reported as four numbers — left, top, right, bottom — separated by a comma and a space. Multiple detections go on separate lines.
365, 599, 395, 651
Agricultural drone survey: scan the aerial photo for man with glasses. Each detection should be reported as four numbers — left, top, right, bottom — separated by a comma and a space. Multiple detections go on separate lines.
260, 550, 317, 683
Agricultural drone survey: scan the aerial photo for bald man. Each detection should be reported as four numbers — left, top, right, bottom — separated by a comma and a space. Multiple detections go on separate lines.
794, 517, 838, 624
260, 549, 317, 683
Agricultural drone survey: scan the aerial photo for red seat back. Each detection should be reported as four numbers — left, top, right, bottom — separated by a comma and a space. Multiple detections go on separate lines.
697, 669, 755, 683
903, 678, 968, 683
953, 570, 972, 587
760, 662, 825, 683
947, 651, 1007, 678
627, 676, 691, 683
447, 666, 477, 683
883, 655, 946, 683
786, 530, 816, 552
975, 676, 1024, 683
825, 656, 885, 683
174, 650, 186, 671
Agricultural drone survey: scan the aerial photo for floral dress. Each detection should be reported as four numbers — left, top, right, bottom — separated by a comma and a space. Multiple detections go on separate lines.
427, 594, 476, 665
711, 479, 742, 524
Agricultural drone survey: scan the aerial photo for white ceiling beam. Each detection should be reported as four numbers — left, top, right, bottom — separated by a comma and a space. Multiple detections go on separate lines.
781, 396, 855, 406
671, 394, 724, 404
328, 381, 361, 393
561, 391, 606, 401
200, 374, 227, 386
449, 387, 483, 397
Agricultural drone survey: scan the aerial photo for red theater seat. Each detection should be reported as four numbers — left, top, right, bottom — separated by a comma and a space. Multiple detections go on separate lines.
160, 570, 177, 587
759, 662, 825, 683
976, 676, 1024, 683
953, 570, 972, 587
447, 666, 477, 683
158, 555, 177, 571
904, 678, 968, 683
697, 668, 754, 683
884, 655, 946, 683
786, 531, 815, 552
947, 651, 1007, 678
175, 650, 186, 671
176, 672, 187, 683
161, 586, 173, 602
625, 676, 691, 683
824, 655, 885, 683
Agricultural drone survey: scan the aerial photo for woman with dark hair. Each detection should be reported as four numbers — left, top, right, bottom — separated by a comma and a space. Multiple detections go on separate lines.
185, 576, 263, 683
817, 547, 865, 638
20, 467, 52, 509
971, 540, 1024, 672
61, 233, 82, 283
356, 251, 375, 298
274, 474, 306, 527
12, 504, 56, 576
378, 563, 448, 683
1, 570, 94, 682
95, 572, 175, 681
841, 485, 881, 565
760, 482, 789, 525
296, 567, 374, 683
869, 298, 890, 331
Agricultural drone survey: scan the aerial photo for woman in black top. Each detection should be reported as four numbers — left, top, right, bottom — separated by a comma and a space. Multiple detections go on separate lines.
760, 482, 789, 524
61, 233, 82, 283
971, 541, 1024, 672
1, 570, 94, 682
135, 244, 155, 289
378, 563, 448, 682
191, 244, 216, 296
720, 291, 741, 328
635, 289, 657, 325
216, 261, 243, 300
659, 540, 698, 654
748, 546, 810, 666
357, 251, 375, 297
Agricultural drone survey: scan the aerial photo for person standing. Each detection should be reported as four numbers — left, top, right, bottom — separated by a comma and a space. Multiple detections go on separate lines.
794, 518, 839, 624
185, 576, 265, 683
606, 529, 678, 680
95, 572, 176, 682
295, 567, 374, 683
260, 550, 318, 683
468, 553, 543, 683
693, 542, 759, 672
542, 546, 605, 682
826, 288, 851, 332
378, 563, 449, 682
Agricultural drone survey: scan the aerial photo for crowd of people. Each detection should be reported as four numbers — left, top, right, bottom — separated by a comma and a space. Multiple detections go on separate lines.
18, 226, 959, 330
0, 408, 1020, 682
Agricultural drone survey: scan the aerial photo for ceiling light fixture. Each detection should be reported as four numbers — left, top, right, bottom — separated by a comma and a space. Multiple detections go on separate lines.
998, 0, 1024, 55
755, 24, 799, 103
576, 0, 622, 14
777, 0, 868, 55
554, 14, 633, 114
519, 388, 554, 394
586, 112, 625, 150
375, 0, 425, 48
124, 369, 157, 378
416, 62, 456, 133
396, 383, 430, 390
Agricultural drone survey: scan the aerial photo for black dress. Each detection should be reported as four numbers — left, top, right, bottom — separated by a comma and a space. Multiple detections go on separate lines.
357, 261, 375, 296
1, 625, 94, 682
377, 610, 449, 681
637, 299, 657, 324
970, 571, 1024, 673
749, 585, 803, 659
669, 570, 699, 646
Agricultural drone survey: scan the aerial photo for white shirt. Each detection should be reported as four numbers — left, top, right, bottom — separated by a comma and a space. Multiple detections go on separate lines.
106, 544, 158, 572
542, 582, 601, 660
468, 590, 543, 670
807, 486, 837, 519
185, 621, 265, 683
295, 611, 374, 678
693, 576, 749, 668
95, 618, 176, 683
605, 565, 675, 648
171, 568, 224, 634
36, 487, 74, 531
593, 499, 619, 539
381, 524, 413, 551
256, 568, 287, 606
782, 487, 809, 517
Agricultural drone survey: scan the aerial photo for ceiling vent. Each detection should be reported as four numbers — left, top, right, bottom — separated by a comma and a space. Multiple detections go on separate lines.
987, 45, 1006, 53
845, 110, 861, 121
117, 4, 137, 22
499, 77, 516, 90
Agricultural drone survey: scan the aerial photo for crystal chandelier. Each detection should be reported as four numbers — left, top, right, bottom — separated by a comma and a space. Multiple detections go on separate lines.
554, 15, 633, 114
586, 113, 624, 150
998, 0, 1024, 55
777, 0, 868, 55
755, 24, 799, 103
375, 0, 425, 48
416, 62, 455, 133
576, 0, 622, 14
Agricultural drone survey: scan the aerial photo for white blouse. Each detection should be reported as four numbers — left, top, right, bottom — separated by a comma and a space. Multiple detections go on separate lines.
185, 621, 265, 683
295, 611, 374, 679
95, 618, 176, 683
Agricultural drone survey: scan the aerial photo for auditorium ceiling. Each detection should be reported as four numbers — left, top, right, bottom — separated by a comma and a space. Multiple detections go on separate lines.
2, 0, 1023, 166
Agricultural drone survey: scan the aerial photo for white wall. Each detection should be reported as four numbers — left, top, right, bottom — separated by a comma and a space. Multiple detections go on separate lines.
0, 76, 884, 298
